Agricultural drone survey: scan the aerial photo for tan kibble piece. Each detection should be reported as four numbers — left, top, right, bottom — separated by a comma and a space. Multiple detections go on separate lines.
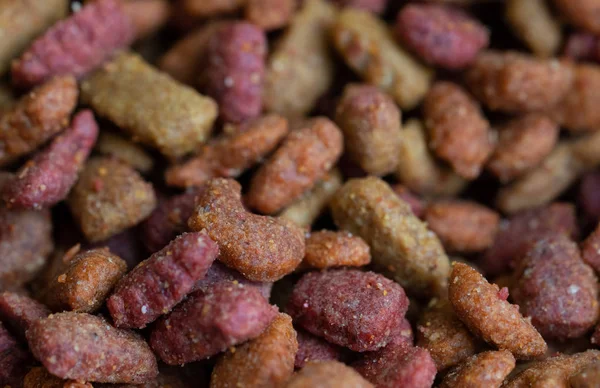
211, 313, 298, 388
332, 8, 433, 110
505, 0, 562, 57
95, 131, 154, 173
395, 119, 467, 198
264, 0, 336, 118
330, 176, 450, 297
302, 230, 371, 270
439, 350, 515, 388
286, 361, 373, 388
448, 263, 547, 360
245, 0, 295, 31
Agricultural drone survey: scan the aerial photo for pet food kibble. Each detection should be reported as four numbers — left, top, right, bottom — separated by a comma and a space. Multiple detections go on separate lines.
287, 361, 374, 388
330, 176, 450, 296
511, 235, 599, 340
302, 230, 371, 269
165, 114, 289, 188
416, 298, 479, 371
81, 52, 217, 159
0, 292, 49, 340
554, 0, 600, 34
0, 322, 31, 388
570, 362, 600, 388
11, 0, 135, 88
480, 202, 578, 276
335, 84, 401, 176
41, 247, 127, 313
245, 0, 295, 31
466, 50, 573, 113
264, 0, 336, 118
150, 282, 277, 364
580, 172, 600, 223
107, 232, 218, 329
563, 32, 600, 61
24, 367, 92, 388
189, 178, 305, 282
506, 0, 562, 57
0, 76, 78, 167
27, 312, 158, 383
193, 261, 273, 300
3, 110, 99, 210
287, 269, 408, 352
68, 157, 157, 242
424, 200, 499, 253
0, 0, 67, 75
295, 330, 343, 369
582, 223, 600, 274
121, 0, 170, 40
448, 263, 547, 359
439, 350, 515, 388
423, 81, 493, 179
210, 313, 297, 388
95, 131, 153, 174
201, 22, 267, 123
392, 185, 426, 219
332, 8, 433, 110
395, 4, 489, 69
395, 119, 467, 197
487, 114, 559, 182
247, 117, 342, 214
179, 0, 244, 18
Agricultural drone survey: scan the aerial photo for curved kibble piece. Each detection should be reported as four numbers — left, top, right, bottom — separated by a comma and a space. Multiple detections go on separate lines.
26, 312, 158, 384
287, 361, 373, 388
189, 178, 305, 282
0, 76, 78, 167
201, 22, 267, 123
0, 292, 50, 340
511, 235, 599, 340
3, 110, 99, 210
210, 313, 298, 388
107, 232, 219, 329
439, 350, 515, 388
504, 350, 600, 387
448, 263, 547, 360
335, 84, 401, 176
302, 230, 371, 270
353, 345, 436, 388
570, 362, 600, 388
68, 157, 157, 243
150, 282, 277, 365
193, 261, 273, 300
287, 269, 408, 352
165, 114, 289, 188
24, 367, 92, 388
465, 50, 573, 113
40, 247, 127, 313
246, 117, 343, 215
330, 176, 450, 297
423, 82, 493, 180
395, 4, 489, 69
11, 0, 135, 88
416, 298, 478, 371
295, 330, 343, 369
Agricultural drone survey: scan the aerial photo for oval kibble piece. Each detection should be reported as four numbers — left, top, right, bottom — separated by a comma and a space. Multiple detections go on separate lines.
295, 330, 343, 369
0, 292, 50, 340
26, 312, 158, 384
287, 269, 408, 352
107, 232, 219, 329
302, 230, 371, 270
448, 263, 547, 360
287, 361, 373, 388
439, 350, 515, 388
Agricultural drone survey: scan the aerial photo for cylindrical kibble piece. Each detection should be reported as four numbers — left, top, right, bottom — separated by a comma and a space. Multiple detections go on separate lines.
335, 84, 401, 176
107, 232, 219, 329
439, 350, 515, 388
287, 269, 409, 352
81, 52, 217, 159
302, 230, 371, 269
189, 178, 305, 282
330, 177, 450, 297
288, 361, 374, 388
246, 117, 343, 214
150, 282, 277, 364
68, 157, 157, 242
26, 312, 158, 384
201, 22, 266, 124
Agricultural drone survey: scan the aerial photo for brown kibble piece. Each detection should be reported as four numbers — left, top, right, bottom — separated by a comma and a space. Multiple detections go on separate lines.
570, 362, 600, 388
40, 247, 127, 313
424, 200, 499, 253
416, 298, 479, 371
68, 157, 157, 242
24, 367, 92, 388
95, 131, 154, 174
330, 176, 450, 297
189, 178, 305, 282
448, 263, 547, 359
246, 117, 343, 215
210, 313, 297, 388
0, 76, 78, 167
287, 361, 373, 388
554, 0, 600, 34
335, 84, 402, 176
487, 114, 559, 182
439, 350, 515, 388
245, 0, 295, 31
122, 0, 170, 40
179, 0, 244, 18
303, 230, 370, 269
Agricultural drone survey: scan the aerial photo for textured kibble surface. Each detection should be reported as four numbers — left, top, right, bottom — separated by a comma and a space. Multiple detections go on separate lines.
439, 350, 515, 388
295, 330, 343, 369
0, 291, 50, 340
287, 361, 374, 388
302, 230, 371, 269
